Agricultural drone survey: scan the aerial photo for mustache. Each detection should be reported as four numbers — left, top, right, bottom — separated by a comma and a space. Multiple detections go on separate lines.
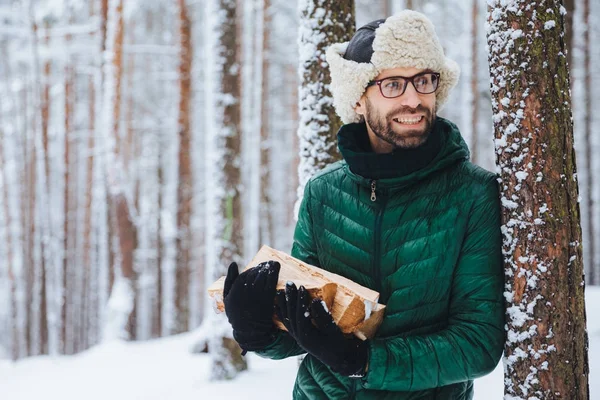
386, 104, 431, 119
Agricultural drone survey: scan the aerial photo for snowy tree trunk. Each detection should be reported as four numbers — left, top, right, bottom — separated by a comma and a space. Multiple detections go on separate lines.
259, 0, 273, 248
581, 0, 596, 286
83, 0, 100, 348
101, 0, 137, 342
487, 1, 590, 398
189, 0, 206, 330
296, 0, 354, 210
0, 119, 11, 359
564, 0, 574, 69
242, 0, 260, 261
203, 0, 247, 380
63, 25, 74, 355
469, 0, 479, 164
176, 0, 193, 333
29, 8, 51, 357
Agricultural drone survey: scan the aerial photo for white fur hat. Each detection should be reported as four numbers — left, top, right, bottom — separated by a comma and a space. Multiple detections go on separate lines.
326, 10, 460, 124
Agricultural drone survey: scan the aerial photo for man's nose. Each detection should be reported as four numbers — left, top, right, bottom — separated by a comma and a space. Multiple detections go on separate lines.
398, 83, 422, 109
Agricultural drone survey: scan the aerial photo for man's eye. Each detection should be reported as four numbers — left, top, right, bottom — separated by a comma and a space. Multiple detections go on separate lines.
415, 76, 429, 86
385, 80, 402, 89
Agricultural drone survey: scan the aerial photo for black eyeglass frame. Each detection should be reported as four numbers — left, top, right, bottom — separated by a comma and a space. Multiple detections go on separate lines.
366, 72, 441, 98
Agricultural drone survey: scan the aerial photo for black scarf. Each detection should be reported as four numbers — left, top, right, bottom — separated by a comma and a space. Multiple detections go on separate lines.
337, 118, 445, 180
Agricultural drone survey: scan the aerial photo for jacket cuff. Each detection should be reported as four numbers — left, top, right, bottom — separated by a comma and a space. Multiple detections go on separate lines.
360, 339, 388, 389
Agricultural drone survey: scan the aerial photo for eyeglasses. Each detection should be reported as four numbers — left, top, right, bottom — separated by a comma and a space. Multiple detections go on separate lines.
366, 72, 440, 98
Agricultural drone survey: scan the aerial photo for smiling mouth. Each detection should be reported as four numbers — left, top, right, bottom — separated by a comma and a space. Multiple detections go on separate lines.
392, 116, 424, 125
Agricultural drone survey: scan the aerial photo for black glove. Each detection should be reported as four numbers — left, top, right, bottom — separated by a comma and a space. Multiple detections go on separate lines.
275, 282, 369, 377
223, 260, 281, 354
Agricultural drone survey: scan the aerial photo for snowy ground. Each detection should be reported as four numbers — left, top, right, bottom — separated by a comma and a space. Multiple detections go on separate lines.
1, 287, 598, 399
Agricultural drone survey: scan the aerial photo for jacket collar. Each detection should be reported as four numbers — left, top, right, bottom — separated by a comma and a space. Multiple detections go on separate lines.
337, 117, 470, 190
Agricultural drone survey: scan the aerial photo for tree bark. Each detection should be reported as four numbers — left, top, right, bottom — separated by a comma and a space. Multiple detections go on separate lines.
104, 0, 137, 340
564, 0, 574, 69
260, 0, 273, 247
176, 0, 193, 333
204, 0, 247, 379
582, 0, 595, 285
487, 1, 590, 398
296, 1, 354, 202
63, 27, 73, 355
470, 0, 479, 164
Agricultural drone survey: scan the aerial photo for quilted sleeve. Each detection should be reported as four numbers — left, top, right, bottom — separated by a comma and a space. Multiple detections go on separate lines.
290, 180, 320, 266
361, 176, 505, 391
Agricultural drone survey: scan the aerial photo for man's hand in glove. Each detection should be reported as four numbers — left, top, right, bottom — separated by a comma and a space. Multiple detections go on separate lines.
223, 260, 281, 354
275, 282, 369, 378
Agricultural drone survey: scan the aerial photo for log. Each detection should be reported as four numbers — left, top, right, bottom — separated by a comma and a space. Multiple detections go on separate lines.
207, 245, 386, 340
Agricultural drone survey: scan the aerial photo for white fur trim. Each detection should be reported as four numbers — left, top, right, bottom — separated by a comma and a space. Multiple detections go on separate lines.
326, 10, 460, 124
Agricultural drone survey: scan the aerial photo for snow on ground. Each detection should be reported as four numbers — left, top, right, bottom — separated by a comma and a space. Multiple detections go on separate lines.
1, 287, 598, 399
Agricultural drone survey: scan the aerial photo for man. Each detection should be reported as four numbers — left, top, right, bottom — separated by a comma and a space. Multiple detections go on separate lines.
222, 10, 504, 399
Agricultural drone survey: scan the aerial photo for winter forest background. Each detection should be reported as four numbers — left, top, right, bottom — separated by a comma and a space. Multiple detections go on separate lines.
0, 0, 598, 389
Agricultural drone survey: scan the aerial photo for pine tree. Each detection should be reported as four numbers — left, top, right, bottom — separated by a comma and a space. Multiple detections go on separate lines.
487, 1, 590, 398
176, 0, 193, 334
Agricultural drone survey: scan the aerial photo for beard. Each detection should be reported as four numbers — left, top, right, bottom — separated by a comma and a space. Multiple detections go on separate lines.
364, 98, 436, 150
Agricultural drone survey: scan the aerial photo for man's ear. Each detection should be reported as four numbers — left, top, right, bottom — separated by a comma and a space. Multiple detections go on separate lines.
354, 97, 366, 116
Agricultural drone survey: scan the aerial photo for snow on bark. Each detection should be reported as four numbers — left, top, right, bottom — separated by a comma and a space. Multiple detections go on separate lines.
486, 1, 589, 398
296, 0, 353, 215
175, 0, 193, 334
100, 0, 136, 342
202, 0, 247, 380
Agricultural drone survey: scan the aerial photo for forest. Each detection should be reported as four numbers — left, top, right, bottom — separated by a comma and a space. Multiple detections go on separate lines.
0, 2, 597, 396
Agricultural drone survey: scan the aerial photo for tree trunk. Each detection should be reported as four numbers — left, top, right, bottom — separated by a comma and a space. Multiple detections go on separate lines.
487, 1, 590, 398
582, 0, 596, 285
83, 0, 98, 348
63, 27, 73, 355
470, 0, 479, 164
176, 0, 193, 333
0, 119, 16, 360
564, 0, 574, 69
260, 0, 273, 247
103, 0, 137, 341
204, 0, 247, 379
296, 1, 354, 204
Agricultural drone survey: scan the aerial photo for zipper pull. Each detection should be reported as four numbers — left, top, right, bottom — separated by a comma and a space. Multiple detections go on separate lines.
370, 180, 377, 202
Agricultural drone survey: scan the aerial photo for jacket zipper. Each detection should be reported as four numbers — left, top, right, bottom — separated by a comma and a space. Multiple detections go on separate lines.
370, 180, 377, 201
371, 180, 387, 296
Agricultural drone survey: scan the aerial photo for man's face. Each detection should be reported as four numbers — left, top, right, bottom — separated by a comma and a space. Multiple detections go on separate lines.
355, 67, 437, 153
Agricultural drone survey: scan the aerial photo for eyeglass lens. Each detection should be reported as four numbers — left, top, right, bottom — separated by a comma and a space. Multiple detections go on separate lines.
380, 73, 439, 98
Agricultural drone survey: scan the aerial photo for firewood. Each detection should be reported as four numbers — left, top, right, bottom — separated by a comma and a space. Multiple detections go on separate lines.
207, 245, 386, 340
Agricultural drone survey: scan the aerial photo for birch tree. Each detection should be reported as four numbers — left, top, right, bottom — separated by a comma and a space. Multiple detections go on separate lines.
487, 1, 590, 398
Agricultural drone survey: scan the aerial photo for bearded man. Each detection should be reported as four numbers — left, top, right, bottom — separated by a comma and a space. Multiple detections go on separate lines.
222, 10, 505, 400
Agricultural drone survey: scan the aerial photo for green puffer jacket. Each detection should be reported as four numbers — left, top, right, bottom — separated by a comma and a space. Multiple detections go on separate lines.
257, 118, 504, 399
